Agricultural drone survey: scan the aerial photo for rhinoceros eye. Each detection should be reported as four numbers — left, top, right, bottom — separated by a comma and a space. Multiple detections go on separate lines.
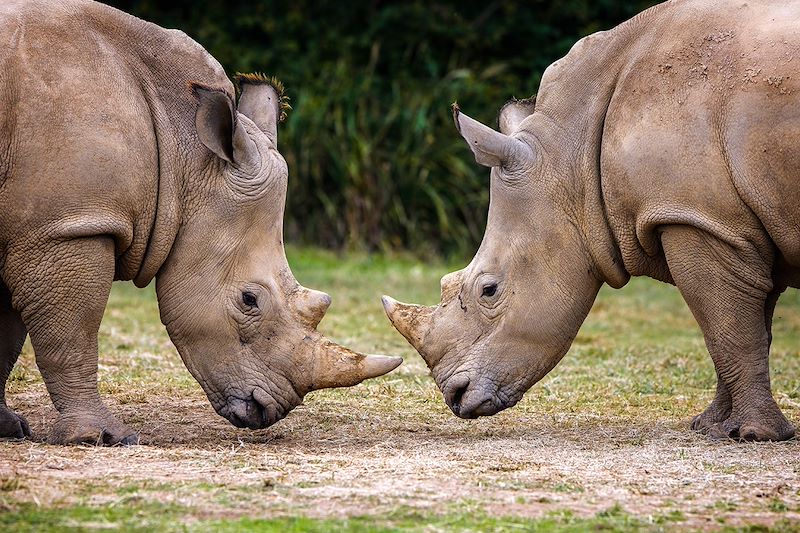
242, 291, 258, 308
481, 283, 498, 298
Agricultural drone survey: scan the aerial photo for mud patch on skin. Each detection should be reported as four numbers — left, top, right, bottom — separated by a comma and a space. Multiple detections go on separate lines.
764, 75, 792, 95
705, 30, 735, 44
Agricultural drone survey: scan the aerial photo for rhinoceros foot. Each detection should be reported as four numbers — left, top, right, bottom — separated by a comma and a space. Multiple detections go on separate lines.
697, 411, 795, 442
48, 405, 138, 446
690, 397, 732, 434
0, 405, 31, 439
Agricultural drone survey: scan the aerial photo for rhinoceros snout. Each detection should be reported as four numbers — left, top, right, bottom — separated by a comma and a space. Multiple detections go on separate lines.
442, 374, 509, 419
225, 389, 289, 430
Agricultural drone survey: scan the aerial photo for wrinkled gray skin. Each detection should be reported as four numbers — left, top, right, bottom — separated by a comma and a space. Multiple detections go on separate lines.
0, 0, 400, 445
384, 0, 799, 441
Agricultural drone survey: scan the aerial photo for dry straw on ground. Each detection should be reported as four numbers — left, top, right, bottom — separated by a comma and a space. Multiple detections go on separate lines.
2, 357, 799, 529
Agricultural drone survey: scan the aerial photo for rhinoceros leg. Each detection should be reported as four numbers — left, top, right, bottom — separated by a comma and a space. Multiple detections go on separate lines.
689, 284, 786, 434
661, 225, 794, 441
5, 237, 138, 445
0, 279, 31, 439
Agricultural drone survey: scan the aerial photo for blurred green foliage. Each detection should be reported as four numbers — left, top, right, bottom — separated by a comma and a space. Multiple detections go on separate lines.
107, 0, 658, 256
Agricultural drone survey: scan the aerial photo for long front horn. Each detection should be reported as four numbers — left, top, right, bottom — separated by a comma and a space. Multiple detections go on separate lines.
381, 296, 434, 355
310, 339, 402, 391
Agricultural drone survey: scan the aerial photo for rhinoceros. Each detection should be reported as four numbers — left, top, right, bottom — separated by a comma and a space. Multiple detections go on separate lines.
0, 0, 401, 445
383, 0, 799, 441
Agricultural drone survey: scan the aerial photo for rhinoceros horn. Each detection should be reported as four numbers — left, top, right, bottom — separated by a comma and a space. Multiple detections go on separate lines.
381, 296, 434, 361
311, 339, 402, 390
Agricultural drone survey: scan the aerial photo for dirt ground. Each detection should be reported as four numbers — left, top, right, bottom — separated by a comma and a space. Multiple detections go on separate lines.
2, 360, 799, 530
1, 265, 799, 530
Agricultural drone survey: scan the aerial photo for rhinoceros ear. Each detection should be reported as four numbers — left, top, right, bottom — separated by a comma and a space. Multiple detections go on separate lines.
193, 85, 237, 163
452, 103, 531, 169
235, 73, 290, 147
498, 96, 535, 135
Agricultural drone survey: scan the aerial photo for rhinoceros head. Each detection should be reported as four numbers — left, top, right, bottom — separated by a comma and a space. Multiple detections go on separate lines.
383, 100, 602, 419
155, 74, 401, 429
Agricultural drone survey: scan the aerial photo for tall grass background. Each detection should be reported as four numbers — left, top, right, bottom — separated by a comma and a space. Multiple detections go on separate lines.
109, 0, 658, 256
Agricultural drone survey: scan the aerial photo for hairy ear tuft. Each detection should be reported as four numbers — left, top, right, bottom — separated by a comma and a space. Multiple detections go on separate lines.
233, 73, 290, 146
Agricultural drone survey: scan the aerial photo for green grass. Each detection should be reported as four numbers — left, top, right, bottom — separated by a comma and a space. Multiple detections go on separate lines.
5, 500, 798, 532
0, 501, 678, 532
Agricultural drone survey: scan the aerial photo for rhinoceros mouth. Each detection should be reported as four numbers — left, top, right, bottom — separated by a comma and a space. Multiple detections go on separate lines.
222, 387, 296, 430
441, 373, 522, 419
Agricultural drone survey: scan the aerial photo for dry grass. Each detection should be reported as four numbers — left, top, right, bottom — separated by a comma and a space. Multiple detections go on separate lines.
1, 247, 799, 530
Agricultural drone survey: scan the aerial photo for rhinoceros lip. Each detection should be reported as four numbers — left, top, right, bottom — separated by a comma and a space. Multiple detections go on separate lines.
442, 373, 523, 419
224, 393, 288, 430
452, 394, 504, 419
441, 374, 493, 419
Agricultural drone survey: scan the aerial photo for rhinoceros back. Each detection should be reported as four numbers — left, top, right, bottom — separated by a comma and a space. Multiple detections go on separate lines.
0, 0, 231, 273
589, 0, 800, 271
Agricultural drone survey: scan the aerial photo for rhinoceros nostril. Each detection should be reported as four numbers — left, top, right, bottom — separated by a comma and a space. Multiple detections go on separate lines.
225, 398, 244, 427
245, 399, 267, 429
226, 396, 266, 429
445, 375, 471, 416
451, 391, 465, 415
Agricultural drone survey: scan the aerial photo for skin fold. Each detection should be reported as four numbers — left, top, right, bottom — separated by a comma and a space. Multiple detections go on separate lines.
0, 0, 400, 445
384, 0, 799, 441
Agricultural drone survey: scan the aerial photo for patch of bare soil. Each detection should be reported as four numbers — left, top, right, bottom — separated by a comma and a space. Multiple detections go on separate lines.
2, 376, 798, 530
